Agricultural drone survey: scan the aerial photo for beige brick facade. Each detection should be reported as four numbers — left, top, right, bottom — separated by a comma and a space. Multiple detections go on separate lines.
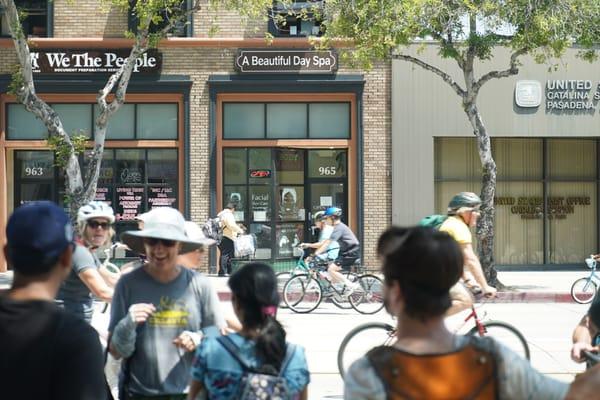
0, 1, 392, 268
54, 0, 128, 38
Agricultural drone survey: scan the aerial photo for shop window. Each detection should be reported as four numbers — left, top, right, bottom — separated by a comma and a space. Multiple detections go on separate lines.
1, 0, 51, 38
223, 102, 350, 139
222, 147, 347, 262
266, 104, 307, 139
224, 149, 247, 185
308, 149, 347, 178
53, 104, 92, 139
434, 137, 597, 265
94, 104, 135, 140
309, 103, 350, 138
8, 103, 178, 140
223, 104, 265, 139
269, 0, 324, 38
7, 104, 47, 139
276, 148, 304, 185
128, 0, 192, 37
89, 148, 179, 236
136, 104, 178, 139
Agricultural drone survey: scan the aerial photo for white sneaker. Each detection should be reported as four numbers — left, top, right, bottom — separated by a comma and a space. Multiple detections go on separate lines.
345, 282, 362, 297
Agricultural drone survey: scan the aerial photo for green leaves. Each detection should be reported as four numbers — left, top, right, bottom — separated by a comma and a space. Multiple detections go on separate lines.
47, 133, 87, 169
319, 0, 600, 69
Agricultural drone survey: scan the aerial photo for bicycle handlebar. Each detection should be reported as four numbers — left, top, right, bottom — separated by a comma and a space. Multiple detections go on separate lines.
583, 350, 600, 366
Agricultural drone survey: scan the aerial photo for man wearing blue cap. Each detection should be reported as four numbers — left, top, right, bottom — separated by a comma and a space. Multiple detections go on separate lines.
0, 201, 108, 399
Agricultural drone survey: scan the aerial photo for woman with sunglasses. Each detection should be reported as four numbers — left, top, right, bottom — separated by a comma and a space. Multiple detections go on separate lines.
56, 200, 118, 323
108, 207, 225, 400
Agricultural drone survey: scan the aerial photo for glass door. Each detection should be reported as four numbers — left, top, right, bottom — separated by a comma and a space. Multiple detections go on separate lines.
14, 150, 58, 207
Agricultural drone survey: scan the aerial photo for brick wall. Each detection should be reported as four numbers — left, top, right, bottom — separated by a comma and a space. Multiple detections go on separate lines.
194, 1, 265, 38
54, 0, 128, 38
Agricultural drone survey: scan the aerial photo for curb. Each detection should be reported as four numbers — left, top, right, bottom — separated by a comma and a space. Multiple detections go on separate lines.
215, 290, 580, 304
488, 292, 576, 303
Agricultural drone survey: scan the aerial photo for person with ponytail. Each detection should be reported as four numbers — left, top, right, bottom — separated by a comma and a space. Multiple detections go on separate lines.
187, 262, 310, 399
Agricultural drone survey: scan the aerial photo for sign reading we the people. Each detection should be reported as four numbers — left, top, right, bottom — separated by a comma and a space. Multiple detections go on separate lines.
235, 50, 337, 74
30, 49, 162, 74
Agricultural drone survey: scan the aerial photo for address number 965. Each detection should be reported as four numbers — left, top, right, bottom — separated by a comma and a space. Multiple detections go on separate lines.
318, 166, 337, 176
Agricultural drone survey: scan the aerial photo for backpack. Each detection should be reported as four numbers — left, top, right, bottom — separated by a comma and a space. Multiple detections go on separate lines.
366, 337, 498, 400
202, 216, 223, 244
418, 214, 447, 230
217, 336, 297, 400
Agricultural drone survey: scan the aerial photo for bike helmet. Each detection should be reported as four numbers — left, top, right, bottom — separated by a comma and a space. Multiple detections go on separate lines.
447, 192, 482, 215
77, 201, 115, 225
313, 211, 325, 221
323, 206, 342, 218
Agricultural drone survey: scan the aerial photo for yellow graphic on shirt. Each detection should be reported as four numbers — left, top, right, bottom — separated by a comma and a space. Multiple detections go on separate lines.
148, 296, 189, 327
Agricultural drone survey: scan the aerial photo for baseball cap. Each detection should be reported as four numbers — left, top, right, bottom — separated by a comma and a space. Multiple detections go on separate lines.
6, 201, 74, 275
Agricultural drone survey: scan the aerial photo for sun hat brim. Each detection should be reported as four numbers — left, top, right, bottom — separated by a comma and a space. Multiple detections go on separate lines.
121, 226, 205, 255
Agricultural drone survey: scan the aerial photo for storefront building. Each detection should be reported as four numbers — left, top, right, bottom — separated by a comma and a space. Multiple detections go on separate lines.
392, 45, 600, 266
0, 1, 391, 270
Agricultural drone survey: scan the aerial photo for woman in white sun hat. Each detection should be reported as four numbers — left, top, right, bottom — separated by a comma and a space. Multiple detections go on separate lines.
108, 207, 225, 399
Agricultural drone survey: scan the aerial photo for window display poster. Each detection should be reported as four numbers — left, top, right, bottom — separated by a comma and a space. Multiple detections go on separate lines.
251, 187, 270, 222
278, 186, 305, 221
94, 186, 113, 207
148, 184, 177, 208
276, 223, 303, 258
115, 186, 144, 221
251, 223, 272, 259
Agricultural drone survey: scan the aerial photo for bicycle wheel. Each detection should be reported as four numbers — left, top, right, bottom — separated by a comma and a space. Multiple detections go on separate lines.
349, 274, 385, 314
276, 272, 292, 308
337, 322, 395, 377
283, 274, 322, 313
571, 278, 597, 304
468, 320, 530, 360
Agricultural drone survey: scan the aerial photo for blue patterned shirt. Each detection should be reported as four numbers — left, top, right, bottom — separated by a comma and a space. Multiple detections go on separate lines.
191, 333, 310, 399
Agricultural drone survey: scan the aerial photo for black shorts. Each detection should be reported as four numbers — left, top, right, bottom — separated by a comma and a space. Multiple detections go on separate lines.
334, 254, 359, 271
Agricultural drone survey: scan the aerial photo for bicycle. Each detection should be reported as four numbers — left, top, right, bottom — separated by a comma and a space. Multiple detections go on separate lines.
276, 248, 362, 310
337, 299, 530, 377
571, 256, 599, 304
282, 258, 384, 315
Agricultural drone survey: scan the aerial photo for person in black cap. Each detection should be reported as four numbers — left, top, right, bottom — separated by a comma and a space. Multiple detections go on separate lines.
0, 201, 107, 400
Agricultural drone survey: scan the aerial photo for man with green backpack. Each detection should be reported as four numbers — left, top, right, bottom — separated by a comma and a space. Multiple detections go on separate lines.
420, 192, 497, 315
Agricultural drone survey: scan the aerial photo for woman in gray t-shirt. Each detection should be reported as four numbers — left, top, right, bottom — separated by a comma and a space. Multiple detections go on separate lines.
56, 201, 117, 323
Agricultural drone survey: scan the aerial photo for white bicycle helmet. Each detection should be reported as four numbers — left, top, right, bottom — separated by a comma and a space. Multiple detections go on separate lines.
77, 201, 115, 225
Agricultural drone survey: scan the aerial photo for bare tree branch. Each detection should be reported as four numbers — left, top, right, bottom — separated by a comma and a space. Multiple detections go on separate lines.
473, 47, 528, 93
393, 54, 466, 98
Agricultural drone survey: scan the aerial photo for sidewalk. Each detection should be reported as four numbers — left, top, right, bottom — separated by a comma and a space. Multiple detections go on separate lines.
0, 269, 592, 303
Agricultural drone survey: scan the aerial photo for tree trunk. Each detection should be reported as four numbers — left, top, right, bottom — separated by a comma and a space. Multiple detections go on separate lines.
463, 102, 500, 286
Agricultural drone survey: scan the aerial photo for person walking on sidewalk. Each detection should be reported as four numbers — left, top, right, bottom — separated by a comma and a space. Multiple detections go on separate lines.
108, 207, 225, 399
187, 262, 310, 400
0, 201, 107, 400
217, 203, 244, 276
439, 192, 496, 315
56, 200, 118, 323
344, 226, 568, 400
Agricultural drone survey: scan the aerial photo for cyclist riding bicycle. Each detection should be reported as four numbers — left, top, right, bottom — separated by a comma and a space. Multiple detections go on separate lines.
314, 207, 360, 295
299, 210, 340, 262
439, 192, 497, 315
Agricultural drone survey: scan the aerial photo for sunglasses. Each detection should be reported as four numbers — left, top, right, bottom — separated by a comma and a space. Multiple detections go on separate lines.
88, 220, 111, 230
144, 238, 177, 247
